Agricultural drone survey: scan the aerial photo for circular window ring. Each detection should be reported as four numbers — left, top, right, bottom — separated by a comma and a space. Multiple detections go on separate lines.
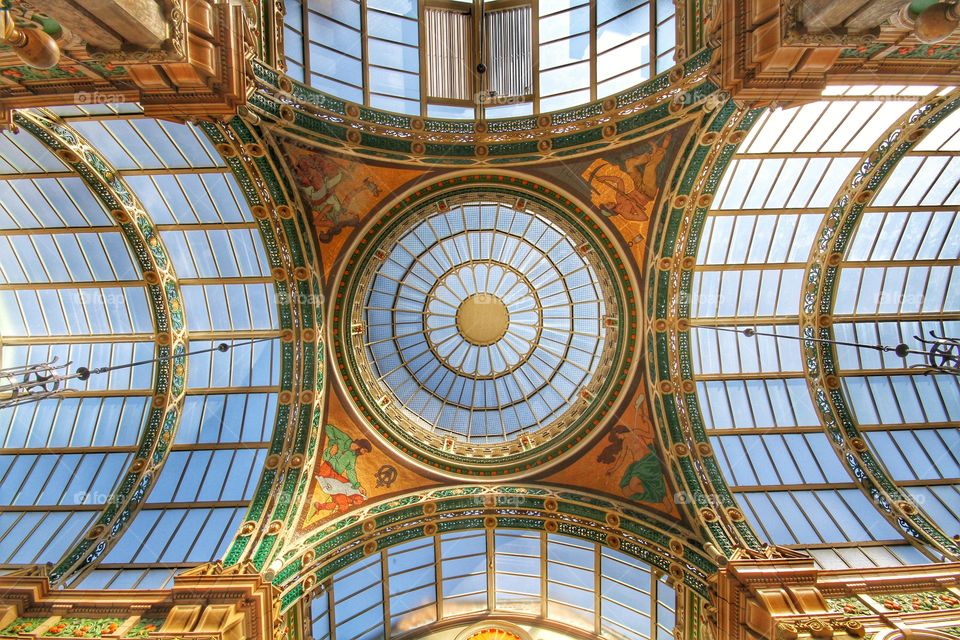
332, 175, 639, 478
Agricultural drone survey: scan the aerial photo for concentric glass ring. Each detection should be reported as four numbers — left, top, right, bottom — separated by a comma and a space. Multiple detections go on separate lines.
424, 262, 541, 378
357, 195, 613, 446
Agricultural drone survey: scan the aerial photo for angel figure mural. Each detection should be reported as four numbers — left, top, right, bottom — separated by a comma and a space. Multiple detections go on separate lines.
293, 152, 380, 237
581, 131, 674, 226
312, 424, 373, 516
595, 392, 668, 506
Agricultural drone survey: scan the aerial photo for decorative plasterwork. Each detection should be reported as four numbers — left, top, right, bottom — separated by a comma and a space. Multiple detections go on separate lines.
0, 0, 253, 125
799, 89, 960, 561
266, 484, 715, 616
244, 49, 722, 166
645, 99, 766, 557
332, 175, 637, 478
0, 563, 277, 640
711, 0, 960, 105
712, 551, 960, 640
10, 110, 189, 587
198, 118, 327, 574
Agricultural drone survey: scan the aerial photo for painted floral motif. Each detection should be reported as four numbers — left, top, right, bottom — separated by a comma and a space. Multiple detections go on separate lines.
877, 591, 960, 613
126, 619, 163, 638
1, 618, 45, 636
44, 619, 123, 637
826, 596, 871, 616
0, 64, 84, 81
842, 43, 960, 59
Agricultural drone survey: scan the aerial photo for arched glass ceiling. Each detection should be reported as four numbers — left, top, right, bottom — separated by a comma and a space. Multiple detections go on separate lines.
834, 106, 960, 540
282, 0, 676, 118
690, 85, 960, 570
0, 121, 141, 571
358, 196, 610, 445
310, 530, 677, 640
0, 106, 280, 589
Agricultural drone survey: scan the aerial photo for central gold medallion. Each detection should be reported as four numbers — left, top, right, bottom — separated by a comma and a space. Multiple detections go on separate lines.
456, 294, 509, 346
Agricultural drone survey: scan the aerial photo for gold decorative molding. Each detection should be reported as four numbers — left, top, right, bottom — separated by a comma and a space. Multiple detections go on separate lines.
0, 0, 254, 126
713, 0, 960, 105
0, 563, 278, 640
712, 550, 960, 640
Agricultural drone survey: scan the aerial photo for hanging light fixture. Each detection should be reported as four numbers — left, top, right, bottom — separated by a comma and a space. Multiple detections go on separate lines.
0, 0, 61, 69
0, 337, 275, 410
700, 326, 959, 376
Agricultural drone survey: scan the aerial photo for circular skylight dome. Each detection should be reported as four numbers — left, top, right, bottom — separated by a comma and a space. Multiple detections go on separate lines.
335, 180, 633, 475
365, 198, 605, 440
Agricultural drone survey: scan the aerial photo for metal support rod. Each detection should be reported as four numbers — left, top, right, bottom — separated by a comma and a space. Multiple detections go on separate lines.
0, 336, 276, 408
700, 325, 959, 375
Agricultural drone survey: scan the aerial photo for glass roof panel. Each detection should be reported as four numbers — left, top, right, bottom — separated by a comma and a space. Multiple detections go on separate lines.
311, 530, 676, 640
0, 130, 67, 174
694, 87, 959, 567
0, 114, 280, 585
817, 108, 960, 556
286, 0, 675, 118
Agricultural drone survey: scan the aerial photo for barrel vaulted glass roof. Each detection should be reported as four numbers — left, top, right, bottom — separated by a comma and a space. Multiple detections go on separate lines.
0, 73, 958, 640
282, 0, 677, 118
0, 106, 280, 588
311, 530, 676, 640
690, 85, 960, 570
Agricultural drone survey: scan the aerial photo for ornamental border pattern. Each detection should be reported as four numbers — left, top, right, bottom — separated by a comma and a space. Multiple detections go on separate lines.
246, 48, 721, 166
268, 484, 716, 614
199, 119, 328, 573
332, 176, 637, 476
12, 111, 190, 586
799, 90, 960, 561
645, 100, 767, 556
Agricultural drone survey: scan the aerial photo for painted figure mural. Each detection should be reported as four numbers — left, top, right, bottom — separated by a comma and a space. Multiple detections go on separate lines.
293, 153, 379, 236
313, 424, 372, 515
595, 416, 668, 504
285, 143, 426, 244
581, 131, 674, 225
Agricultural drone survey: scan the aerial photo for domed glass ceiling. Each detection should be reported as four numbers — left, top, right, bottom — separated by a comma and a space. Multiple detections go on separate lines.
358, 195, 610, 445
